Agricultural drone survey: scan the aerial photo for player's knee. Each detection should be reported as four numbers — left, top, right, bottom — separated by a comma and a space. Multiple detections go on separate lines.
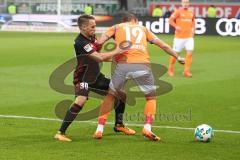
108, 88, 117, 97
145, 90, 156, 100
116, 90, 126, 103
75, 96, 87, 106
108, 89, 126, 103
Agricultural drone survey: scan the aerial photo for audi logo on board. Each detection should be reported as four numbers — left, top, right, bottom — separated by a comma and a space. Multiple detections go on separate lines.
216, 18, 240, 36
139, 18, 240, 37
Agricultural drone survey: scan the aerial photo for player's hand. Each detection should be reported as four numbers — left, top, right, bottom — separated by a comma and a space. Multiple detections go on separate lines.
114, 45, 125, 54
192, 28, 195, 37
119, 41, 132, 50
176, 26, 181, 31
177, 56, 185, 64
115, 41, 132, 54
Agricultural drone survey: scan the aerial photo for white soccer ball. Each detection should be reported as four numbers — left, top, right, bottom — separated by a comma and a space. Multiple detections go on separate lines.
194, 124, 214, 142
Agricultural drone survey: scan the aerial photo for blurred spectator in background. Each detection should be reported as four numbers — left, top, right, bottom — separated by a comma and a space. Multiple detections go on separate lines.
84, 4, 93, 15
119, 0, 128, 11
71, 9, 81, 15
143, 0, 147, 7
18, 3, 30, 14
152, 5, 163, 17
207, 5, 217, 18
0, 16, 5, 24
8, 3, 16, 15
136, 0, 147, 7
163, 8, 173, 18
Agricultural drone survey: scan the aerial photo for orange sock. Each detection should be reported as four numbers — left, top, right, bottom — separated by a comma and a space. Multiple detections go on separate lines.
184, 54, 192, 73
144, 98, 156, 120
168, 56, 176, 71
98, 94, 115, 124
143, 98, 156, 131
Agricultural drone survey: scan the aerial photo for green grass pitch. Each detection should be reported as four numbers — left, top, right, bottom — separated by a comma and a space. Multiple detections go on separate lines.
0, 31, 239, 160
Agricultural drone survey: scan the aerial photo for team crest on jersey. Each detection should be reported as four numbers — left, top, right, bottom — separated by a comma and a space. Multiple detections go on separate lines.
84, 44, 93, 52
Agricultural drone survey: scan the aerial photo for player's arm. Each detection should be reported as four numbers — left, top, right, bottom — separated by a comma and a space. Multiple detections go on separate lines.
102, 56, 113, 62
192, 15, 196, 36
93, 25, 117, 62
169, 10, 180, 30
98, 25, 116, 45
145, 28, 184, 64
153, 38, 185, 64
74, 40, 122, 62
94, 38, 116, 62
98, 33, 110, 46
89, 48, 121, 62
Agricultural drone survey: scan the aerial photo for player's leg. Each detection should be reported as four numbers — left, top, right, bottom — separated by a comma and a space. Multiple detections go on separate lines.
94, 65, 131, 138
168, 38, 184, 76
133, 66, 160, 141
113, 91, 135, 135
89, 73, 135, 135
183, 51, 193, 77
89, 74, 125, 127
54, 82, 89, 141
93, 89, 116, 139
183, 38, 194, 77
94, 90, 135, 139
114, 97, 125, 126
168, 56, 176, 76
142, 96, 160, 141
58, 95, 87, 134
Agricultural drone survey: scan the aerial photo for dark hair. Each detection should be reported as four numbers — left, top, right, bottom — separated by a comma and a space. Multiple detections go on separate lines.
77, 14, 95, 28
121, 12, 138, 23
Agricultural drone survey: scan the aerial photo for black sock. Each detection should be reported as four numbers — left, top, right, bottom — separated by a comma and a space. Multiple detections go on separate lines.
114, 99, 125, 125
59, 103, 83, 134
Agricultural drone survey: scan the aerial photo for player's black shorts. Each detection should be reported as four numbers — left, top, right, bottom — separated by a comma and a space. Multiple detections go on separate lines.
74, 73, 110, 97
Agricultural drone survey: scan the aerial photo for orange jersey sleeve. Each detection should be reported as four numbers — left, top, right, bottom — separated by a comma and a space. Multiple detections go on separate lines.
169, 9, 180, 28
105, 25, 116, 39
144, 27, 159, 44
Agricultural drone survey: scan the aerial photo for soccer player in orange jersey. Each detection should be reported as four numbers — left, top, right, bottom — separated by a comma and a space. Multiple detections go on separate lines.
168, 0, 195, 77
93, 13, 185, 141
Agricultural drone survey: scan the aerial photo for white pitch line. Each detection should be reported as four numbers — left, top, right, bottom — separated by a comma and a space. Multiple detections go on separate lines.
0, 114, 240, 134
